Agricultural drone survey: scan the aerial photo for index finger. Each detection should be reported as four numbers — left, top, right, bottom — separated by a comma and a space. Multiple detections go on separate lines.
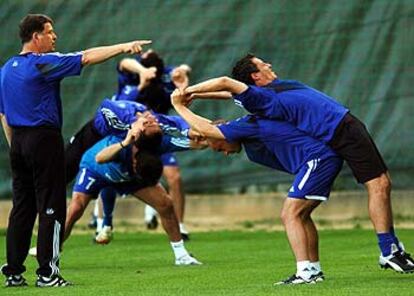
137, 40, 152, 45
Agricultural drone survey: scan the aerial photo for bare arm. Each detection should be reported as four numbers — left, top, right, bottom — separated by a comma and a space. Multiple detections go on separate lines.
0, 113, 11, 146
82, 40, 152, 66
185, 76, 248, 95
171, 90, 225, 140
190, 91, 232, 100
119, 58, 157, 80
95, 118, 146, 163
171, 64, 191, 89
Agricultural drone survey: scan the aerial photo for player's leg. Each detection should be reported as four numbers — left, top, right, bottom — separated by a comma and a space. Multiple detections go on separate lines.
133, 183, 201, 265
95, 187, 117, 244
1, 135, 36, 287
162, 161, 189, 239
64, 191, 93, 242
329, 114, 413, 272
275, 157, 342, 285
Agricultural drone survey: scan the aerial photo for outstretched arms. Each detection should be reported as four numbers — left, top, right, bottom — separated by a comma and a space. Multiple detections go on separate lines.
82, 40, 152, 66
171, 89, 225, 140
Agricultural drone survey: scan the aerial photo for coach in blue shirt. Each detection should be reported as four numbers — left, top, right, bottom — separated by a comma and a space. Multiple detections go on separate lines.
181, 54, 414, 275
0, 14, 151, 287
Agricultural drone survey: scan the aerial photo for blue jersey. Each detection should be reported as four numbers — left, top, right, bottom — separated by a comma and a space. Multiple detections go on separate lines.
217, 115, 337, 174
80, 135, 136, 183
0, 52, 82, 128
233, 79, 349, 143
93, 99, 191, 153
94, 99, 147, 136
0, 67, 3, 114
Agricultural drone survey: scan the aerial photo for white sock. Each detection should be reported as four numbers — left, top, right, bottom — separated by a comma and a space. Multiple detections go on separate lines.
296, 260, 312, 279
309, 261, 321, 274
144, 205, 158, 222
170, 240, 189, 259
96, 218, 104, 232
179, 223, 189, 234
93, 199, 99, 216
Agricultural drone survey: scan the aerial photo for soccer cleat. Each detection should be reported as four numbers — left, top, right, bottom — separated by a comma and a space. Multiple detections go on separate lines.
146, 216, 158, 230
36, 274, 71, 287
95, 226, 113, 245
28, 247, 37, 257
5, 275, 28, 287
179, 224, 190, 241
398, 242, 414, 266
175, 254, 202, 266
379, 244, 414, 273
310, 271, 325, 282
274, 274, 316, 285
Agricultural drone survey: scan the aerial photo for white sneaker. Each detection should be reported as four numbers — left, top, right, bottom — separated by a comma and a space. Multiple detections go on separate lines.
95, 226, 113, 245
175, 254, 202, 266
28, 246, 37, 257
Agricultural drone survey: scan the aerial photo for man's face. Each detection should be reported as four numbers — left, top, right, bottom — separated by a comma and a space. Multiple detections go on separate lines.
140, 111, 162, 136
208, 139, 242, 156
35, 22, 57, 52
250, 57, 277, 86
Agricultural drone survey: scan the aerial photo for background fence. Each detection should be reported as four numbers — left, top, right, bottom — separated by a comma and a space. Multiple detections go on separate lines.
1, 0, 413, 196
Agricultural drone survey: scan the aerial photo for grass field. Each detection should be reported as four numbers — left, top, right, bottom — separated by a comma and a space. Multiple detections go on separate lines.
0, 229, 413, 295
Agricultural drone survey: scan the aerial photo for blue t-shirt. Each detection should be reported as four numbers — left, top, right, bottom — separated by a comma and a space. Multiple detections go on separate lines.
0, 52, 83, 128
217, 115, 337, 174
93, 99, 191, 153
80, 135, 137, 183
233, 79, 349, 143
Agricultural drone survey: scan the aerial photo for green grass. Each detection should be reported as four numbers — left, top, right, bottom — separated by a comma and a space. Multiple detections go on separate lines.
1, 229, 414, 295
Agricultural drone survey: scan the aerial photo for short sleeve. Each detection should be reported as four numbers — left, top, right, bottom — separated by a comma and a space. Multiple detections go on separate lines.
37, 52, 83, 81
217, 116, 259, 143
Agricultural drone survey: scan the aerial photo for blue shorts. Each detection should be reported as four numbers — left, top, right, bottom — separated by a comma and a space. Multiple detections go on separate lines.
288, 157, 343, 201
73, 167, 147, 197
161, 152, 179, 167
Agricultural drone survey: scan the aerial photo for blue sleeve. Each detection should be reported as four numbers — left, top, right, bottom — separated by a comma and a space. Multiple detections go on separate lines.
233, 86, 283, 119
217, 117, 259, 142
158, 135, 191, 154
99, 100, 132, 134
116, 85, 140, 101
37, 52, 82, 81
0, 69, 3, 114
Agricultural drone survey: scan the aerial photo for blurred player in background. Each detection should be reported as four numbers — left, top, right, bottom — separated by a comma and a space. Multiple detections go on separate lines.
113, 50, 192, 239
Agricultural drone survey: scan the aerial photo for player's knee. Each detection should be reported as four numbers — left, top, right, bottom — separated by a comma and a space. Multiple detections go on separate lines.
154, 195, 174, 216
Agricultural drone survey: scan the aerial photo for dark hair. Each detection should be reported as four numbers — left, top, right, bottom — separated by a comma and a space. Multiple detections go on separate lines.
135, 128, 163, 151
134, 150, 163, 186
231, 53, 258, 85
19, 14, 53, 44
141, 51, 165, 81
138, 81, 171, 114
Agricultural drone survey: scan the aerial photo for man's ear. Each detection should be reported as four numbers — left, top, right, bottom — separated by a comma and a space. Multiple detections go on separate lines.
251, 72, 260, 82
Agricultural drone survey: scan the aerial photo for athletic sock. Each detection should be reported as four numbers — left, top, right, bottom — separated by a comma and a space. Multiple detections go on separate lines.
170, 240, 189, 259
377, 232, 396, 257
309, 261, 321, 274
179, 223, 189, 234
296, 260, 312, 279
390, 227, 402, 252
101, 188, 117, 227
144, 205, 158, 223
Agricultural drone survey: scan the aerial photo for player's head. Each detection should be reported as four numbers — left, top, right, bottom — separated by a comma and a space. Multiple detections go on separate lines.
232, 54, 277, 86
19, 14, 56, 52
138, 81, 170, 114
141, 50, 165, 81
134, 150, 163, 186
134, 115, 163, 151
207, 138, 242, 156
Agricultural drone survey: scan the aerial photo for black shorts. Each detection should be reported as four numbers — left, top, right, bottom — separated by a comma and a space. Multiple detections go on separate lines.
328, 113, 388, 183
65, 120, 103, 184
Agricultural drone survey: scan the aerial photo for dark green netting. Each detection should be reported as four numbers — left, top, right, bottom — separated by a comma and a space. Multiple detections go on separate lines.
1, 0, 413, 196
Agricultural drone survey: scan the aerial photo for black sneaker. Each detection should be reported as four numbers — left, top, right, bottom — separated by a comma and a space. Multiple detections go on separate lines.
36, 274, 72, 287
274, 274, 315, 285
87, 214, 98, 229
181, 232, 190, 241
398, 242, 414, 265
5, 275, 28, 287
310, 271, 325, 282
146, 216, 158, 230
379, 247, 414, 273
